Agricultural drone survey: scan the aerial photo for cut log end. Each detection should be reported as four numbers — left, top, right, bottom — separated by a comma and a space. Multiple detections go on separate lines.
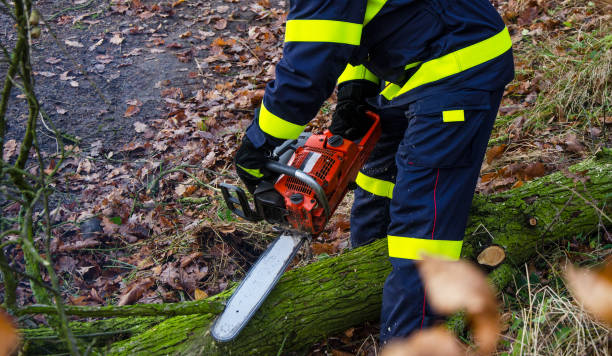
477, 246, 506, 267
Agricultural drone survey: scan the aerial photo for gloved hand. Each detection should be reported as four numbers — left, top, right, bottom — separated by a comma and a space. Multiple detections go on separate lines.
330, 81, 379, 141
234, 135, 274, 193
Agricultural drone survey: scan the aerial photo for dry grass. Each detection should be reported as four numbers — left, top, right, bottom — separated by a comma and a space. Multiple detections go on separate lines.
513, 11, 611, 132
504, 278, 611, 355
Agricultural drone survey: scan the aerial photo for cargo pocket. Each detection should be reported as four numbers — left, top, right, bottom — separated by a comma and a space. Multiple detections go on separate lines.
398, 90, 491, 168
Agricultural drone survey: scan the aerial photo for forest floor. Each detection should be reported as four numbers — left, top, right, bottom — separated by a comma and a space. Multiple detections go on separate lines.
0, 0, 611, 354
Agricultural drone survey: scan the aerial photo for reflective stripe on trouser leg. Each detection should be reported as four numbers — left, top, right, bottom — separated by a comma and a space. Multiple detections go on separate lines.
380, 89, 505, 342
350, 108, 408, 248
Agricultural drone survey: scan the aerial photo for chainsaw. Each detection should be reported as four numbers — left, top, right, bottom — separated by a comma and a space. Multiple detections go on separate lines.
211, 111, 381, 342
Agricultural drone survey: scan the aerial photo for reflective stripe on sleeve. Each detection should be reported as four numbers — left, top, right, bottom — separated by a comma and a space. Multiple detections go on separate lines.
355, 172, 394, 199
387, 235, 463, 260
258, 102, 306, 140
364, 0, 388, 26
237, 164, 263, 178
337, 64, 379, 85
285, 20, 362, 45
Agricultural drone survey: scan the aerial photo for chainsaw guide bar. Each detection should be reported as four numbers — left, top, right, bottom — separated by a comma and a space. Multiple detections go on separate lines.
211, 230, 307, 342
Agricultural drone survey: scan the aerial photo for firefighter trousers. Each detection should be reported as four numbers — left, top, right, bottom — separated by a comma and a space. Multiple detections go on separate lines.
350, 88, 504, 341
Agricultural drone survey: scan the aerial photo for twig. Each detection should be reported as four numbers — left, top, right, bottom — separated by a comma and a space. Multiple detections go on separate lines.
559, 183, 612, 224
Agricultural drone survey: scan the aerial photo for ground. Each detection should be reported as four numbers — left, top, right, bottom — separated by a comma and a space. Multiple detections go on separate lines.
0, 0, 610, 355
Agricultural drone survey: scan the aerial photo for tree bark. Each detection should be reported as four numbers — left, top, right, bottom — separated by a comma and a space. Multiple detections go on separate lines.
22, 150, 612, 355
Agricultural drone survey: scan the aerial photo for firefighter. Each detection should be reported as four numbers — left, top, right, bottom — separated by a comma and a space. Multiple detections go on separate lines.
234, 0, 514, 343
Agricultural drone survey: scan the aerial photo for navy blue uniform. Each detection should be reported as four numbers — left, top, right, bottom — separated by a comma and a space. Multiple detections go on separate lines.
244, 0, 514, 342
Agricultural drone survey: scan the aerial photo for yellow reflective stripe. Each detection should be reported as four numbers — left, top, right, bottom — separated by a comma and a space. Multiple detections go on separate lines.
392, 27, 512, 99
258, 102, 305, 140
380, 82, 401, 101
285, 20, 362, 45
388, 235, 463, 260
355, 172, 394, 199
337, 64, 379, 85
404, 61, 422, 70
237, 164, 263, 178
364, 0, 387, 26
442, 110, 465, 122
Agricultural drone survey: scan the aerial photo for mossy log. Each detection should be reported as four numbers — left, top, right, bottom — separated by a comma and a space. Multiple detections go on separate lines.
24, 150, 612, 355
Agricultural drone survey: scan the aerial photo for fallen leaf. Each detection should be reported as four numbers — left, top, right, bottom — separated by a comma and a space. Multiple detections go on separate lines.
110, 33, 124, 45
216, 5, 229, 13
65, 39, 84, 48
2, 139, 18, 161
417, 257, 500, 355
36, 71, 56, 78
59, 71, 75, 81
485, 144, 506, 164
214, 19, 227, 30
180, 252, 203, 268
89, 38, 104, 51
380, 327, 468, 356
564, 260, 612, 327
172, 0, 185, 7
45, 57, 62, 64
70, 80, 79, 87
180, 30, 192, 38
0, 309, 20, 356
133, 121, 148, 133
521, 162, 546, 180
194, 288, 208, 300
564, 134, 586, 154
311, 242, 338, 255
124, 105, 140, 117
218, 223, 235, 234
117, 277, 155, 306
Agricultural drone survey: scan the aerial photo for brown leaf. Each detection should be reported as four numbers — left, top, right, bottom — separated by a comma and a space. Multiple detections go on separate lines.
564, 134, 586, 154
417, 257, 500, 355
172, 0, 185, 7
133, 121, 148, 133
124, 105, 140, 117
521, 162, 546, 180
194, 288, 208, 300
214, 19, 227, 30
58, 239, 100, 252
180, 252, 203, 268
0, 309, 20, 356
2, 139, 18, 161
160, 264, 182, 290
64, 39, 84, 48
485, 144, 506, 164
311, 242, 338, 255
110, 33, 124, 45
564, 260, 612, 327
480, 172, 498, 183
218, 223, 235, 234
380, 327, 468, 356
117, 277, 155, 306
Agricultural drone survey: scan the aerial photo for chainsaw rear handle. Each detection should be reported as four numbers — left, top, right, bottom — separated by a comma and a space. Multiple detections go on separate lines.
264, 161, 331, 220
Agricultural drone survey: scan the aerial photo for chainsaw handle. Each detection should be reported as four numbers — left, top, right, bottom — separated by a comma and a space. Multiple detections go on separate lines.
264, 161, 331, 220
220, 183, 262, 222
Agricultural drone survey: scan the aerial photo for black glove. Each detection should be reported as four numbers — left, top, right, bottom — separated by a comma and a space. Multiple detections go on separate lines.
330, 81, 379, 141
234, 135, 274, 193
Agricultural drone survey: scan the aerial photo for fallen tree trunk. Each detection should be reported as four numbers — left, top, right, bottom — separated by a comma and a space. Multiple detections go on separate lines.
23, 150, 612, 355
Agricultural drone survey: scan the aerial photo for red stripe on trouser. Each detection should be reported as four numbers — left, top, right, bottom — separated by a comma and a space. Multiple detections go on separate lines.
420, 168, 440, 329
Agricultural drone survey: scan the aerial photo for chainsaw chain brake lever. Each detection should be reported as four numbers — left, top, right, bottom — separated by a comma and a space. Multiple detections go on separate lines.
219, 183, 262, 222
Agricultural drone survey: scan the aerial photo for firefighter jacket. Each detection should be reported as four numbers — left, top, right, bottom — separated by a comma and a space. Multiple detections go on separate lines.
245, 0, 515, 148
